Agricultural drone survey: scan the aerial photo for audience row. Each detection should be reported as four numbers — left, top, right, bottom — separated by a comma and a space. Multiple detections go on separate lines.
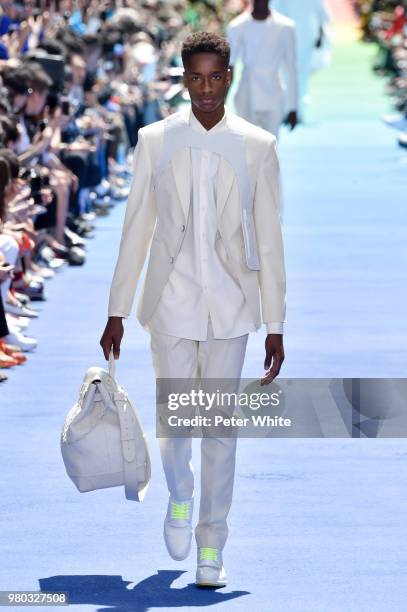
0, 0, 230, 382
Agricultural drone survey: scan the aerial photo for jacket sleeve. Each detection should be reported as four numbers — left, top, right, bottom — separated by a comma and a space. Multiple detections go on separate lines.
282, 23, 299, 112
253, 137, 287, 330
107, 130, 157, 318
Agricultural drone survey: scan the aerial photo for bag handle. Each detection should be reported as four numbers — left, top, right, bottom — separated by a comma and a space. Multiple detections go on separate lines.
108, 347, 116, 379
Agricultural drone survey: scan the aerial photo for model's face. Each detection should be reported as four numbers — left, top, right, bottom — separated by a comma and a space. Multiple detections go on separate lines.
183, 53, 231, 114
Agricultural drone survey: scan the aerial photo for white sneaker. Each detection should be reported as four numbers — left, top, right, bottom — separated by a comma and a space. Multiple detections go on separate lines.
4, 301, 39, 319
33, 266, 55, 279
163, 497, 193, 561
195, 547, 227, 588
5, 314, 30, 330
4, 330, 37, 352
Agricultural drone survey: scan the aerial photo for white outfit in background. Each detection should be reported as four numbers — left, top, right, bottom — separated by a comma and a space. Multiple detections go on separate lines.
274, 0, 330, 114
108, 104, 286, 550
227, 9, 298, 138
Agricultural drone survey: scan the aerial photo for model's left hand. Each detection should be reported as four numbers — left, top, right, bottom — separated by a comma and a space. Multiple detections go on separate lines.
315, 26, 324, 49
284, 111, 298, 131
261, 334, 284, 385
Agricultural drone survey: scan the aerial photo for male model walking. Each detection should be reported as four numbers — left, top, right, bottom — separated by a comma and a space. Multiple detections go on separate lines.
100, 32, 286, 588
227, 0, 299, 138
274, 0, 330, 117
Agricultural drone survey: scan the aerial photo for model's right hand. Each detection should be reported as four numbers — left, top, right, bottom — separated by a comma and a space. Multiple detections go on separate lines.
100, 317, 124, 360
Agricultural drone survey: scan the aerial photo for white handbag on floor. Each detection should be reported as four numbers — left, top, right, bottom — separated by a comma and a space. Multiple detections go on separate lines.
60, 349, 151, 501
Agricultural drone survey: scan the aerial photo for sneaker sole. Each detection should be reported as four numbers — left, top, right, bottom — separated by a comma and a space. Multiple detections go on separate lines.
195, 581, 227, 588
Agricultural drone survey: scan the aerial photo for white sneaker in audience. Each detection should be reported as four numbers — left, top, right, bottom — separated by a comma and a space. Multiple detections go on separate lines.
35, 267, 55, 279
30, 262, 55, 279
80, 212, 97, 222
5, 300, 39, 319
4, 330, 37, 352
5, 314, 30, 330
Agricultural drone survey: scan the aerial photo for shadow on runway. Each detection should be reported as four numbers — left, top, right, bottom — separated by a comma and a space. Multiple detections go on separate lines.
39, 571, 250, 610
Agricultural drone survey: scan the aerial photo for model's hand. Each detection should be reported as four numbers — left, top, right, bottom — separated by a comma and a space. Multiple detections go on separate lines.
315, 26, 324, 49
100, 317, 124, 360
261, 334, 284, 385
284, 111, 298, 131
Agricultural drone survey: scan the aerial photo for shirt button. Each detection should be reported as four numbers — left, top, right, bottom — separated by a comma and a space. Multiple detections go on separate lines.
169, 256, 174, 263
181, 225, 185, 232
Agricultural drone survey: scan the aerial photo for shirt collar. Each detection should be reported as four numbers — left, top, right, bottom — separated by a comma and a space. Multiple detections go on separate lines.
184, 104, 228, 134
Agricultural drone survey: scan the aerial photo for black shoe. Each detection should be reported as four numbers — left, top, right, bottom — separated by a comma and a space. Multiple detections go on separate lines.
68, 246, 86, 266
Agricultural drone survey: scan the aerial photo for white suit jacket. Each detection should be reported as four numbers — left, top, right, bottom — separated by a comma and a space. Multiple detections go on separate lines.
108, 106, 286, 332
227, 9, 298, 113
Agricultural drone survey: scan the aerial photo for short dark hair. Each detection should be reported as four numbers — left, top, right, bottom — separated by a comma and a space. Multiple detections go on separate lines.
1, 65, 34, 95
181, 32, 230, 69
55, 30, 86, 57
0, 116, 19, 144
25, 63, 53, 93
0, 148, 19, 179
0, 97, 11, 115
82, 33, 102, 49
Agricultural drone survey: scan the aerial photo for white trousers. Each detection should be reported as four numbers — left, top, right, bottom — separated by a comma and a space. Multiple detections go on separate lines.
150, 318, 248, 550
234, 77, 284, 139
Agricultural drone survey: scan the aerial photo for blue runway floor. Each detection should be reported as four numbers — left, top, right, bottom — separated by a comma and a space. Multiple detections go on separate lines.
2, 50, 407, 612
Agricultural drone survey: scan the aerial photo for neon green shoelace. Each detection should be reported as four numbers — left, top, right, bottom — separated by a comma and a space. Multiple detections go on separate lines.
170, 501, 190, 520
199, 547, 218, 561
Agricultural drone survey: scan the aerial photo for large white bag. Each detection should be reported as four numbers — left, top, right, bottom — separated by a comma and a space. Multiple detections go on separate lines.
61, 349, 151, 501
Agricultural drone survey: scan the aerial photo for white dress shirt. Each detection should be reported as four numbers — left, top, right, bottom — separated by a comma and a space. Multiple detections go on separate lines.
146, 107, 283, 340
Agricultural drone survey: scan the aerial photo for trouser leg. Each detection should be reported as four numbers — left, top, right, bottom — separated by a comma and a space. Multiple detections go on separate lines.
195, 320, 248, 550
254, 110, 282, 140
150, 331, 198, 501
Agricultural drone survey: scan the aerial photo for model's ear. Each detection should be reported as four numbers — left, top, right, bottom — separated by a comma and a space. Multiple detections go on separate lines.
226, 68, 232, 87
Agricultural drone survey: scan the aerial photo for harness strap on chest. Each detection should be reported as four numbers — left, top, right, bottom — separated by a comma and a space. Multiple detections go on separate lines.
154, 112, 260, 271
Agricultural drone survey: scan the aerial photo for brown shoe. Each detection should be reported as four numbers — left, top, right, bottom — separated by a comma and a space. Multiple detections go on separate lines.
0, 349, 18, 368
0, 341, 27, 365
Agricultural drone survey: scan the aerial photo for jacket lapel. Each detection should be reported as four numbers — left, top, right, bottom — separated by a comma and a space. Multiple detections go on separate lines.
169, 105, 237, 220
216, 157, 235, 218
171, 147, 191, 221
